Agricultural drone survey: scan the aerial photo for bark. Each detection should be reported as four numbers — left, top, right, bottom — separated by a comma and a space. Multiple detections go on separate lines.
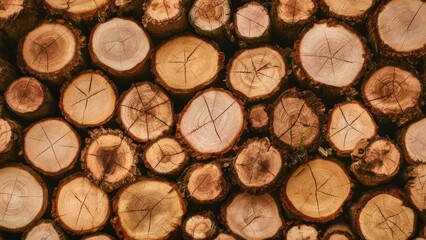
0, 32, 12, 60
60, 70, 118, 128
0, 58, 19, 91
4, 77, 55, 120
113, 0, 144, 16
22, 219, 66, 240
52, 174, 110, 235
111, 178, 186, 240
248, 104, 269, 131
323, 223, 355, 240
405, 164, 426, 214
43, 0, 113, 23
182, 211, 217, 240
284, 223, 319, 240
152, 34, 224, 95
80, 128, 139, 192
400, 117, 426, 164
82, 233, 116, 240
0, 164, 47, 232
0, 117, 21, 163
318, 0, 376, 24
280, 157, 353, 222
0, 0, 38, 40
23, 118, 80, 177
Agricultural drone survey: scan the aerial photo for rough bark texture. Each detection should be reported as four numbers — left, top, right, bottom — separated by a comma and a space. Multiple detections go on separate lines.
0, 58, 19, 91
0, 0, 38, 39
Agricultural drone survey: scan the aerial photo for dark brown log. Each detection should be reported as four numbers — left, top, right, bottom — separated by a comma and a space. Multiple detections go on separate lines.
284, 223, 319, 240
142, 0, 190, 39
350, 137, 401, 186
142, 136, 189, 176
182, 211, 217, 240
178, 88, 245, 159
0, 0, 38, 39
350, 189, 416, 240
405, 164, 426, 214
226, 45, 288, 101
400, 117, 426, 164
152, 34, 224, 95
0, 164, 47, 232
17, 20, 86, 85
60, 70, 118, 128
280, 157, 353, 222
81, 128, 139, 192
22, 219, 65, 240
323, 223, 355, 240
89, 17, 152, 81
117, 81, 174, 143
0, 117, 21, 163
222, 192, 283, 239
111, 178, 186, 240
319, 0, 376, 23
248, 104, 269, 131
0, 58, 19, 91
5, 77, 55, 120
113, 0, 143, 15
0, 32, 11, 60
368, 0, 426, 58
52, 174, 110, 235
81, 233, 116, 240
43, 0, 113, 23
184, 162, 229, 204
23, 118, 80, 176
326, 101, 378, 157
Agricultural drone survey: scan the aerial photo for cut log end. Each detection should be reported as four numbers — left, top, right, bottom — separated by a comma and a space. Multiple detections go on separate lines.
280, 158, 352, 222
274, 0, 316, 24
22, 219, 65, 240
0, 0, 24, 21
285, 223, 319, 240
223, 192, 283, 240
406, 164, 426, 213
401, 117, 426, 164
319, 0, 374, 22
183, 212, 216, 240
112, 178, 186, 240
215, 233, 236, 240
189, 0, 230, 36
235, 2, 270, 45
24, 119, 80, 176
323, 223, 355, 240
118, 82, 174, 143
81, 233, 116, 240
248, 104, 269, 131
0, 118, 21, 162
43, 0, 111, 22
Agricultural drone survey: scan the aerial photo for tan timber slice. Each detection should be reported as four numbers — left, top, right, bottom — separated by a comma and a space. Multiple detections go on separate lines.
81, 233, 115, 240
0, 118, 13, 153
24, 119, 80, 176
43, 0, 111, 22
5, 77, 45, 115
179, 89, 244, 157
285, 224, 319, 240
215, 233, 236, 240
249, 104, 268, 130
61, 71, 117, 127
153, 34, 224, 94
22, 220, 64, 240
118, 81, 173, 143
227, 45, 287, 101
0, 165, 47, 232
281, 157, 352, 222
276, 0, 316, 23
189, 0, 231, 33
321, 0, 374, 18
0, 0, 24, 20
183, 212, 215, 239
235, 2, 270, 39
144, 0, 180, 22
406, 164, 426, 213
402, 117, 426, 163
112, 179, 186, 240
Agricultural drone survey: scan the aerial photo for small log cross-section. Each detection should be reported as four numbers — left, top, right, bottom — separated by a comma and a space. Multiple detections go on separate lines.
184, 162, 228, 204
234, 1, 271, 46
22, 219, 65, 240
89, 18, 152, 80
271, 88, 325, 151
223, 192, 283, 240
362, 65, 422, 125
183, 212, 216, 240
142, 137, 188, 176
323, 223, 356, 240
227, 45, 288, 101
406, 164, 426, 213
18, 20, 85, 85
60, 70, 118, 128
350, 190, 416, 240
0, 118, 21, 163
215, 233, 236, 240
81, 128, 139, 192
285, 223, 319, 240
153, 34, 224, 95
280, 157, 353, 222
53, 175, 110, 235
178, 88, 245, 158
326, 101, 377, 157
233, 137, 283, 192
369, 0, 426, 57
0, 164, 47, 232
248, 104, 269, 131
189, 0, 231, 39
24, 118, 80, 176
112, 178, 186, 240
401, 117, 426, 164
319, 0, 375, 23
294, 19, 368, 93
81, 233, 116, 240
351, 138, 401, 186
118, 81, 174, 143
42, 0, 112, 23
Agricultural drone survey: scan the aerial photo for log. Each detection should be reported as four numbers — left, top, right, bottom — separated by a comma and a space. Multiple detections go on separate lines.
82, 233, 116, 240
142, 0, 190, 39
323, 223, 355, 240
405, 164, 426, 213
4, 77, 55, 120
22, 219, 65, 240
60, 70, 118, 128
81, 128, 139, 192
318, 0, 376, 23
368, 0, 426, 58
214, 233, 236, 240
280, 157, 353, 222
0, 32, 11, 60
0, 0, 38, 39
0, 58, 19, 91
0, 164, 47, 232
152, 34, 224, 95
17, 20, 85, 85
182, 211, 216, 240
362, 64, 423, 126
111, 178, 186, 240
184, 162, 228, 204
117, 81, 174, 143
142, 136, 188, 176
89, 17, 152, 81
222, 192, 283, 240
233, 137, 284, 192
52, 174, 110, 235
23, 118, 80, 176
350, 189, 416, 240
284, 223, 319, 240
293, 19, 369, 96
270, 0, 317, 42
350, 138, 401, 186
178, 88, 245, 159
248, 104, 269, 131
226, 45, 288, 101
43, 0, 112, 23
271, 88, 325, 152
326, 101, 378, 157
400, 117, 426, 164
0, 117, 21, 163
113, 0, 143, 16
